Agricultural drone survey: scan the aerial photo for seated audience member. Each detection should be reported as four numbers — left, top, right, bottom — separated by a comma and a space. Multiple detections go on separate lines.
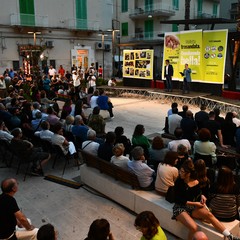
63, 115, 74, 133
51, 123, 79, 162
88, 106, 106, 138
82, 129, 100, 156
148, 136, 169, 171
98, 131, 116, 162
134, 211, 167, 240
168, 107, 182, 135
32, 102, 41, 119
195, 104, 209, 130
132, 124, 150, 158
194, 159, 210, 199
62, 99, 72, 116
114, 126, 131, 155
176, 144, 191, 169
97, 89, 114, 118
168, 127, 191, 153
167, 102, 178, 117
214, 108, 225, 127
209, 166, 240, 222
9, 108, 21, 129
0, 120, 13, 142
11, 128, 50, 175
37, 223, 57, 240
204, 111, 227, 148
40, 90, 54, 107
31, 111, 43, 131
155, 151, 178, 195
34, 121, 54, 142
221, 112, 237, 147
178, 105, 188, 118
0, 103, 12, 128
72, 99, 87, 123
85, 218, 114, 240
47, 107, 60, 127
232, 111, 240, 128
90, 90, 99, 109
110, 143, 129, 170
128, 146, 155, 190
71, 115, 89, 144
193, 128, 217, 165
108, 78, 116, 87
173, 159, 240, 240
180, 110, 198, 141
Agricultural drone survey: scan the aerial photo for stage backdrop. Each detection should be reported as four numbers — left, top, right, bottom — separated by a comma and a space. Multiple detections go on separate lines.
123, 49, 154, 80
162, 29, 228, 84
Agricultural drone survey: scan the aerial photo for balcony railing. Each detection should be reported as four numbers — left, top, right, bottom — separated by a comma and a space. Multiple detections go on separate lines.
10, 13, 48, 27
67, 18, 100, 31
195, 12, 218, 19
129, 2, 175, 19
128, 31, 164, 41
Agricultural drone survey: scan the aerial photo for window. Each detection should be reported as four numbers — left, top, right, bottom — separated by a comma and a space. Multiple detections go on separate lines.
122, 22, 128, 36
172, 0, 179, 10
212, 3, 218, 17
145, 0, 153, 12
144, 20, 153, 39
121, 0, 128, 12
19, 0, 35, 26
197, 0, 203, 17
76, 0, 87, 29
172, 24, 178, 32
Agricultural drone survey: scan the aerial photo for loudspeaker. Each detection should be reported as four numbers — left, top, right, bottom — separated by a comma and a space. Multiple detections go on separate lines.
95, 62, 98, 71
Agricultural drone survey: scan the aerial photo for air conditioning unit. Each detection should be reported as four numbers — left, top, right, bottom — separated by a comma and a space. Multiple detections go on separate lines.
104, 44, 111, 51
95, 42, 104, 50
46, 41, 54, 48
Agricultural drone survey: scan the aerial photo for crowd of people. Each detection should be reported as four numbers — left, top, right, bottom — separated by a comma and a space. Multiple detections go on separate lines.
1, 65, 240, 239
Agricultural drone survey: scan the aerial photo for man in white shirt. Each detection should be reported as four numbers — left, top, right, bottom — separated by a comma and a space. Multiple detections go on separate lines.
82, 129, 100, 156
48, 65, 56, 79
0, 120, 13, 142
127, 146, 155, 190
233, 111, 240, 127
168, 107, 182, 135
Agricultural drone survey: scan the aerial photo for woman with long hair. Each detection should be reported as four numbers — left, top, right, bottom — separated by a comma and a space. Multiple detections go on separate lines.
209, 166, 240, 222
172, 159, 239, 240
134, 211, 167, 240
85, 219, 114, 240
222, 112, 237, 147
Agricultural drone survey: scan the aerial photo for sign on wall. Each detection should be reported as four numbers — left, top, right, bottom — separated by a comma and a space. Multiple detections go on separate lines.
123, 49, 154, 80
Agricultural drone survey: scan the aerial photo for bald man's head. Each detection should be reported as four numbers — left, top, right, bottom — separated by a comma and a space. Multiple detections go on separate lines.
1, 178, 17, 193
192, 231, 208, 240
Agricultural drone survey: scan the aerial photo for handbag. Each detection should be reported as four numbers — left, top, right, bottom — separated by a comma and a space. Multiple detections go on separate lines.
165, 186, 175, 203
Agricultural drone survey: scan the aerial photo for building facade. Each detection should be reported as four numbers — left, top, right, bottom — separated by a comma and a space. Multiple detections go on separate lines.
0, 0, 114, 77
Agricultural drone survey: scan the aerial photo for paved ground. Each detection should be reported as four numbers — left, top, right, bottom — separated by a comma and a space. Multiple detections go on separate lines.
0, 97, 202, 240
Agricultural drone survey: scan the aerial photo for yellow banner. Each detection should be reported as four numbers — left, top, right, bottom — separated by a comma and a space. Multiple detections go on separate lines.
203, 30, 228, 84
123, 49, 154, 80
162, 30, 228, 84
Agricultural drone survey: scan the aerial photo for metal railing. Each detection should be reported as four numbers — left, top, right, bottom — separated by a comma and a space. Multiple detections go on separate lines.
67, 18, 100, 31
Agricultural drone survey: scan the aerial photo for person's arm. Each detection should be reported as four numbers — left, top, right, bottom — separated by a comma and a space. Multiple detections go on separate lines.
15, 211, 34, 230
217, 129, 228, 148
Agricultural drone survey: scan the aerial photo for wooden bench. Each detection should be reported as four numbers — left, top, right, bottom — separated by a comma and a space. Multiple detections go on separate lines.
79, 150, 240, 240
80, 150, 140, 189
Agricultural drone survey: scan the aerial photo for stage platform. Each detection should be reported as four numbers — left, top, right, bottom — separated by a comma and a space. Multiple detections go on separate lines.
98, 86, 240, 114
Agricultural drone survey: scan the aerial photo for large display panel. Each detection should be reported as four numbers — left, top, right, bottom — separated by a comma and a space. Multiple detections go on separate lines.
123, 49, 154, 80
162, 29, 228, 84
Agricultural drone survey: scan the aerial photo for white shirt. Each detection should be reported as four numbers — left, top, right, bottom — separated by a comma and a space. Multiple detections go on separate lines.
168, 114, 182, 135
168, 139, 191, 152
90, 96, 98, 109
233, 117, 240, 128
72, 74, 80, 87
127, 160, 154, 188
155, 163, 178, 193
34, 130, 54, 142
111, 155, 129, 170
0, 130, 13, 142
48, 68, 56, 76
82, 140, 99, 156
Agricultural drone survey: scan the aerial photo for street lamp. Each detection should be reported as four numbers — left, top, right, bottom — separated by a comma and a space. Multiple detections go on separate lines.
98, 31, 108, 80
109, 19, 120, 77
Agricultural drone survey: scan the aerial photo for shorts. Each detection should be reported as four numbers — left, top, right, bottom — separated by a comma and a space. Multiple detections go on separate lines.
172, 204, 195, 220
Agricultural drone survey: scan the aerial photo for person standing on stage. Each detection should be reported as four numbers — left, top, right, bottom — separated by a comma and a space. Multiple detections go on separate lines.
182, 63, 192, 94
164, 59, 174, 92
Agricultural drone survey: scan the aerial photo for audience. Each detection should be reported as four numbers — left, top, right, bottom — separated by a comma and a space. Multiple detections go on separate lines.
168, 107, 182, 135
82, 129, 100, 156
110, 143, 129, 170
37, 223, 57, 240
114, 126, 131, 155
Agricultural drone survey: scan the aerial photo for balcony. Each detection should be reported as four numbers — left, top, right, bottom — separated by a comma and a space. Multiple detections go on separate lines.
129, 3, 175, 20
67, 18, 100, 31
195, 12, 217, 19
10, 13, 48, 27
128, 31, 164, 42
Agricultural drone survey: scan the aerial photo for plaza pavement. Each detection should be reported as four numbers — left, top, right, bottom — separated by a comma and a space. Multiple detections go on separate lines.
0, 97, 201, 240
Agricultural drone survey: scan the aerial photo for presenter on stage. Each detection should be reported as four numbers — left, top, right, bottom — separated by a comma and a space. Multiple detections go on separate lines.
164, 59, 174, 92
182, 63, 192, 94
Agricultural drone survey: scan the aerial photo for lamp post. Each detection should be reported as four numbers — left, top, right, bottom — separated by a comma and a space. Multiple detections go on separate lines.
111, 19, 120, 77
28, 31, 41, 45
98, 31, 108, 80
